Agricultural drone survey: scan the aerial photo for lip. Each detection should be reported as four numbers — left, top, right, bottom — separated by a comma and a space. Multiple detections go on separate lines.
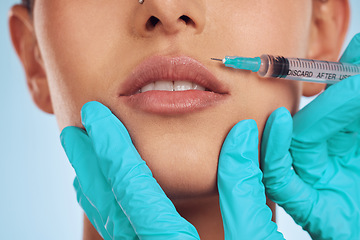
119, 56, 229, 114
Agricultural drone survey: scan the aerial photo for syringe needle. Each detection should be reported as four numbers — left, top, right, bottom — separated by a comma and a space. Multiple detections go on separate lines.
215, 54, 360, 85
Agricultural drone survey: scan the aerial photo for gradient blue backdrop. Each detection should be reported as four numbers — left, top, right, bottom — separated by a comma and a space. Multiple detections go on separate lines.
1, 1, 359, 239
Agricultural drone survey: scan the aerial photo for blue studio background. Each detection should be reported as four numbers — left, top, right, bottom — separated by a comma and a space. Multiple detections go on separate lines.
1, 1, 359, 239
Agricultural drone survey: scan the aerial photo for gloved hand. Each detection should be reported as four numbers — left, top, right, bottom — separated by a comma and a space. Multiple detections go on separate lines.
60, 101, 284, 239
261, 33, 360, 240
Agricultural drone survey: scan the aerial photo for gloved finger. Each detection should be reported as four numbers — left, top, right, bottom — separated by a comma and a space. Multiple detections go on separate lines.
263, 110, 360, 239
324, 33, 360, 158
218, 119, 284, 240
339, 33, 360, 64
73, 178, 113, 240
329, 32, 360, 136
261, 108, 297, 197
81, 101, 200, 240
60, 126, 137, 240
261, 108, 319, 229
325, 33, 360, 90
292, 33, 360, 143
291, 74, 360, 184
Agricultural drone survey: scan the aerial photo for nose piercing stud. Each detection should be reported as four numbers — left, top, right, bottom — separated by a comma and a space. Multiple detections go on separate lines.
139, 0, 144, 4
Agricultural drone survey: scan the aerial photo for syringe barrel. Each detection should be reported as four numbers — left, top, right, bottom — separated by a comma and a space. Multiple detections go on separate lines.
258, 54, 360, 84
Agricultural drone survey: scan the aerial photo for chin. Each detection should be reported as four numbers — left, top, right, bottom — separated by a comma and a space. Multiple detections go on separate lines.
133, 138, 221, 200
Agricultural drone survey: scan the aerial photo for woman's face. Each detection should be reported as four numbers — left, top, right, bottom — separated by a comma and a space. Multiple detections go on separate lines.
33, 0, 311, 198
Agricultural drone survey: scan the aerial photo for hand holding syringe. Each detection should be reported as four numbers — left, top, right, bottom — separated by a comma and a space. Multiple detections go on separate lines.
212, 54, 360, 84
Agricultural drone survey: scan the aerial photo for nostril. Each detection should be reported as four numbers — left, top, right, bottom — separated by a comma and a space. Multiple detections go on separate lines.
179, 15, 194, 25
146, 16, 160, 30
145, 15, 195, 32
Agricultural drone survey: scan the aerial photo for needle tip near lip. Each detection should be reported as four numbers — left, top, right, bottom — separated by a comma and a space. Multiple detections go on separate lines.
211, 58, 223, 62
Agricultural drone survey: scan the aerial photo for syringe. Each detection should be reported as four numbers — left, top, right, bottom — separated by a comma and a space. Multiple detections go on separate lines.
211, 55, 360, 84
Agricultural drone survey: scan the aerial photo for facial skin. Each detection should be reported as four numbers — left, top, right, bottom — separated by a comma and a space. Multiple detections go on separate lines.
26, 0, 309, 196
9, 0, 349, 239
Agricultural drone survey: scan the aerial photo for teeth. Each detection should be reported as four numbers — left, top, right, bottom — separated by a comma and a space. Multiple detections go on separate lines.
139, 81, 207, 93
154, 81, 174, 91
174, 81, 193, 91
192, 83, 206, 91
141, 82, 155, 93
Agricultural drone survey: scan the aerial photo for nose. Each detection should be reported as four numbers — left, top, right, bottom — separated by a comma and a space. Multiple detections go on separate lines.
132, 0, 206, 37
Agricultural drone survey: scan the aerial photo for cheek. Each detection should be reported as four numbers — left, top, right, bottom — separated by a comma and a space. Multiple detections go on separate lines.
205, 0, 309, 123
34, 1, 135, 129
210, 1, 312, 58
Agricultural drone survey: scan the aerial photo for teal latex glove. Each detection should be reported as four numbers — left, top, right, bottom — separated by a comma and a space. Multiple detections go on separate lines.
61, 101, 284, 239
218, 119, 284, 240
61, 102, 198, 240
261, 33, 360, 240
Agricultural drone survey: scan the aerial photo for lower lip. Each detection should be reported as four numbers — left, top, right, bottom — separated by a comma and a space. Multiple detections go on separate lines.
121, 90, 228, 114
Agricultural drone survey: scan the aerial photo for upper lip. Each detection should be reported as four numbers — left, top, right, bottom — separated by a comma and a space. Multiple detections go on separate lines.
119, 56, 229, 96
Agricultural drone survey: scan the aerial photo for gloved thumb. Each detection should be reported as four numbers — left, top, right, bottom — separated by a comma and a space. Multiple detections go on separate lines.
218, 119, 284, 240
